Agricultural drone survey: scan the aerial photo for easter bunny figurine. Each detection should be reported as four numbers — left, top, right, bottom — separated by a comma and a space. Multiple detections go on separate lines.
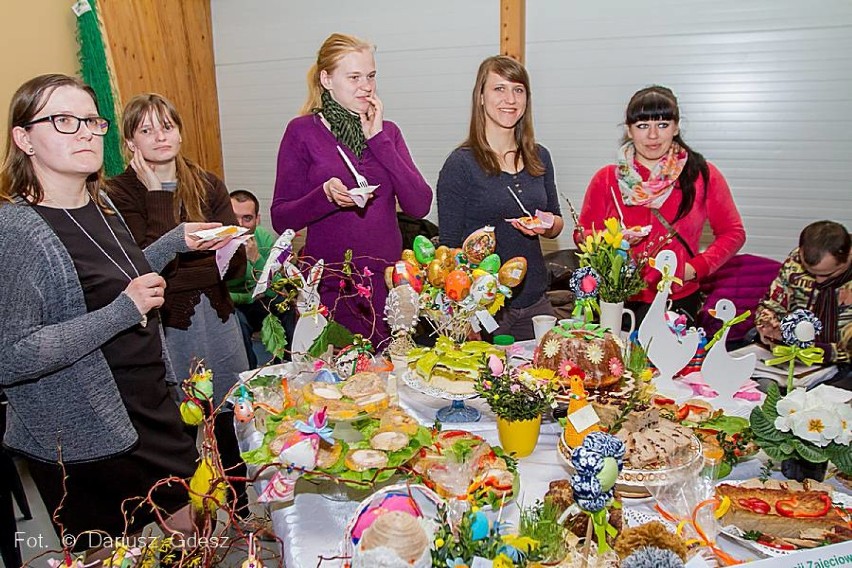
289, 260, 327, 359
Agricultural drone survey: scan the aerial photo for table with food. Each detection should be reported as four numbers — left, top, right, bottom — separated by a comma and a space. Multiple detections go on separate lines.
233, 222, 851, 568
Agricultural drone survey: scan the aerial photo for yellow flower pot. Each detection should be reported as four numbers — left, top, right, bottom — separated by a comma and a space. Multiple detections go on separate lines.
496, 415, 542, 458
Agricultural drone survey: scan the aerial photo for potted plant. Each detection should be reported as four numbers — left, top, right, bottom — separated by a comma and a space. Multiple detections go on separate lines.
475, 356, 556, 458
575, 218, 670, 331
749, 383, 852, 482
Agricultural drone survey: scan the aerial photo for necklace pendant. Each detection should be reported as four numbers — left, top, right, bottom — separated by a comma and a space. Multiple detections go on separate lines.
141, 314, 148, 328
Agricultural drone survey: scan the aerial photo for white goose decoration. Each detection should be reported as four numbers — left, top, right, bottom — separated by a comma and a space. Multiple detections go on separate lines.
701, 299, 756, 403
637, 250, 699, 399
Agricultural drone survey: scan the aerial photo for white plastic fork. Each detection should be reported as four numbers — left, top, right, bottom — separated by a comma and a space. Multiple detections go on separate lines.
507, 185, 532, 217
336, 146, 369, 188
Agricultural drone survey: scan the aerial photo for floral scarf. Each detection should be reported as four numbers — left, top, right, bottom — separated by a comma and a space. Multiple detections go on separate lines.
616, 141, 687, 208
314, 89, 366, 158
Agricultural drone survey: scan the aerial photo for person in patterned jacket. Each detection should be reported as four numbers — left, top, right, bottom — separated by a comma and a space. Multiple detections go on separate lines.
756, 221, 851, 368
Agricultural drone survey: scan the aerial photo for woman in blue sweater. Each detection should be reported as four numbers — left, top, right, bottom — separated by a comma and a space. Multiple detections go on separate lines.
437, 56, 564, 340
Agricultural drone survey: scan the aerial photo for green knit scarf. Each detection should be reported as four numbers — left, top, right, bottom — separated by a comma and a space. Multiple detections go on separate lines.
315, 90, 366, 158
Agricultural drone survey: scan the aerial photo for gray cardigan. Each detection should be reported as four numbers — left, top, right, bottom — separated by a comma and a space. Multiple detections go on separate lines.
0, 195, 189, 463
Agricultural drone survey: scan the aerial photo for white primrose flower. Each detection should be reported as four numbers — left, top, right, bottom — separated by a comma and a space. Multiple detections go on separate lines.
789, 409, 842, 448
775, 388, 810, 432
807, 384, 852, 406
831, 404, 852, 446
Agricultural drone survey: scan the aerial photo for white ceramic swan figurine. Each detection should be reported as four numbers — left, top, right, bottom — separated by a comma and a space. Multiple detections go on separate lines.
637, 250, 700, 399
701, 299, 756, 402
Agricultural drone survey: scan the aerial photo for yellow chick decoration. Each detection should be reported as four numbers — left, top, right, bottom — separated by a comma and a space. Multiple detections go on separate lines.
189, 457, 227, 513
561, 366, 600, 448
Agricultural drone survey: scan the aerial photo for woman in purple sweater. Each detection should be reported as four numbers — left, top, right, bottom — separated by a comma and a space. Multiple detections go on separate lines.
271, 33, 432, 344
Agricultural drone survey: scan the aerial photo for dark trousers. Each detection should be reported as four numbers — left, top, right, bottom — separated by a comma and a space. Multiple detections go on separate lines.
235, 300, 295, 367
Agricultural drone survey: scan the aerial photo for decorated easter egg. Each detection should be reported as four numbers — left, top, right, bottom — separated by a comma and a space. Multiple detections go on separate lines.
401, 249, 418, 266
470, 274, 498, 305
412, 235, 436, 265
462, 226, 496, 264
384, 266, 395, 289
234, 399, 255, 423
471, 268, 489, 280
444, 269, 472, 301
392, 261, 423, 293
180, 399, 204, 426
434, 245, 452, 267
498, 257, 528, 287
597, 457, 619, 492
427, 259, 448, 286
479, 253, 502, 274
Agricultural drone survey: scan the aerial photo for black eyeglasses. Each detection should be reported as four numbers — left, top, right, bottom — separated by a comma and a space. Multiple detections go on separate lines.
23, 114, 110, 136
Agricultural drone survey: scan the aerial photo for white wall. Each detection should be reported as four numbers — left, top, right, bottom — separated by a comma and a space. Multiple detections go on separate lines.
212, 0, 852, 260
211, 0, 498, 226
527, 0, 852, 258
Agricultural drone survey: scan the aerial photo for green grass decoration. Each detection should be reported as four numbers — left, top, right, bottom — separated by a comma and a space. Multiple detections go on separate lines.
75, 0, 124, 176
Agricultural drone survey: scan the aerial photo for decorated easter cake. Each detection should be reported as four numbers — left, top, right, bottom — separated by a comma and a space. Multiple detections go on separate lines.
533, 325, 625, 389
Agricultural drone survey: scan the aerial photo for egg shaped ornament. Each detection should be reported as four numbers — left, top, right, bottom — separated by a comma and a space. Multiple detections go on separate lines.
471, 268, 489, 280
392, 261, 423, 293
498, 257, 528, 288
234, 399, 255, 423
427, 259, 448, 287
470, 273, 499, 305
434, 245, 452, 267
412, 235, 436, 265
384, 266, 395, 289
401, 249, 418, 266
479, 253, 502, 274
444, 269, 472, 302
462, 226, 497, 264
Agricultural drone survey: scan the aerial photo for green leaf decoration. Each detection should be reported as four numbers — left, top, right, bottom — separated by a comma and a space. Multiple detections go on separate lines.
260, 313, 288, 360
790, 439, 829, 463
762, 445, 792, 462
827, 444, 852, 475
762, 382, 781, 421
307, 320, 355, 357
749, 407, 785, 443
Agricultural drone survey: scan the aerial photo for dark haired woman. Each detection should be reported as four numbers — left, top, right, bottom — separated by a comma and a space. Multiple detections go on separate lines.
0, 74, 230, 548
579, 85, 745, 321
437, 56, 563, 341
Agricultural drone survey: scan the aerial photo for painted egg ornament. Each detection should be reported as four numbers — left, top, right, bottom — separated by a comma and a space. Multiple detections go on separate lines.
401, 249, 418, 266
426, 259, 448, 286
384, 266, 395, 289
470, 274, 498, 305
479, 253, 502, 274
462, 226, 496, 264
434, 245, 452, 267
412, 235, 436, 265
471, 268, 489, 280
497, 257, 527, 287
444, 269, 472, 301
392, 261, 423, 293
234, 399, 255, 423
180, 399, 204, 426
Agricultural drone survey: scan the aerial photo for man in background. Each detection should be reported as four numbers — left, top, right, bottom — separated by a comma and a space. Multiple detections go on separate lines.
756, 220, 851, 386
228, 189, 292, 366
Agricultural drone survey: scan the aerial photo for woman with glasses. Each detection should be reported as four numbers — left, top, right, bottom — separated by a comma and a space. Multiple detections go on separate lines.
756, 220, 851, 373
271, 33, 432, 344
107, 93, 251, 518
579, 85, 746, 323
0, 74, 227, 550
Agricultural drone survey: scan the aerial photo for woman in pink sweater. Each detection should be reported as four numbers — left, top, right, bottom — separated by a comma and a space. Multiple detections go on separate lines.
579, 85, 745, 321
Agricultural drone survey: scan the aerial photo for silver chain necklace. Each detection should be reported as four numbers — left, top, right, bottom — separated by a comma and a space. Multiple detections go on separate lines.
62, 204, 149, 327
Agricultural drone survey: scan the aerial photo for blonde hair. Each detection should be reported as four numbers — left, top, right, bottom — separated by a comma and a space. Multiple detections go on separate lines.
119, 93, 208, 222
1, 74, 106, 206
463, 56, 544, 177
299, 33, 374, 116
